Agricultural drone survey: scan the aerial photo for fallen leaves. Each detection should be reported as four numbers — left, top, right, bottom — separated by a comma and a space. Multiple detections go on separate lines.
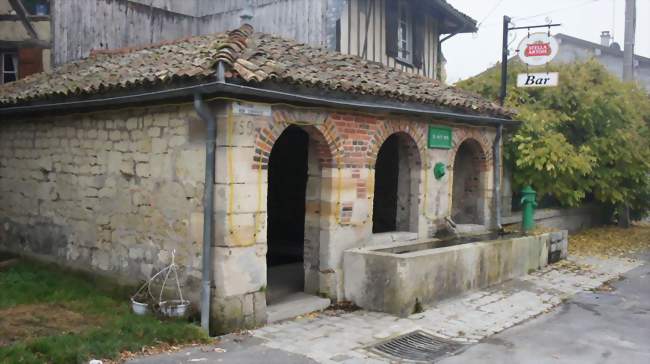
568, 222, 650, 259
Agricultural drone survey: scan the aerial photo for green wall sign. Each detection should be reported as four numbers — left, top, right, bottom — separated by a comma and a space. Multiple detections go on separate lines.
428, 126, 452, 149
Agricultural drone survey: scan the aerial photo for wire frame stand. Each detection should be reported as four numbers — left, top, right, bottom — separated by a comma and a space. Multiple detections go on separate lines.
131, 249, 190, 317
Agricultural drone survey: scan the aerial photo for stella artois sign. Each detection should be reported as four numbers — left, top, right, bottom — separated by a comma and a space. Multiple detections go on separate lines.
517, 33, 559, 66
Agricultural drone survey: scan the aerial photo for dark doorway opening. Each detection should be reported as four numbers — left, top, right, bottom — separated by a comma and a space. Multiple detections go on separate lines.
373, 134, 400, 233
266, 126, 309, 303
452, 140, 485, 225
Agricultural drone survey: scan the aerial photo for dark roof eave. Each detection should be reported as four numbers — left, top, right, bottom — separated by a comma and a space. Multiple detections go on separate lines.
0, 80, 518, 127
431, 0, 478, 34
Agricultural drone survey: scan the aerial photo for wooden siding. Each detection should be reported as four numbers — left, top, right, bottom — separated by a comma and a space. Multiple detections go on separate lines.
52, 0, 197, 66
340, 0, 438, 79
51, 0, 439, 79
200, 0, 327, 47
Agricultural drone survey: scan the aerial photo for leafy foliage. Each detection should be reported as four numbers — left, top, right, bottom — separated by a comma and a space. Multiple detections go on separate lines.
458, 59, 650, 215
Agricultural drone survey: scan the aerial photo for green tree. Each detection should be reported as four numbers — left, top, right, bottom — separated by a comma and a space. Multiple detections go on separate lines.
458, 59, 650, 218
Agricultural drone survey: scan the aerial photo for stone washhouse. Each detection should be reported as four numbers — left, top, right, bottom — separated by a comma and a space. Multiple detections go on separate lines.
0, 25, 518, 334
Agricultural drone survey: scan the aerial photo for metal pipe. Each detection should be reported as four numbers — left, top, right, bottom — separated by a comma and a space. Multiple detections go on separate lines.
193, 92, 217, 334
493, 124, 503, 230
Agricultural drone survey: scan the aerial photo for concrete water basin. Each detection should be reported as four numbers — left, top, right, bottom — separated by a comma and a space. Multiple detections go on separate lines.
344, 231, 568, 317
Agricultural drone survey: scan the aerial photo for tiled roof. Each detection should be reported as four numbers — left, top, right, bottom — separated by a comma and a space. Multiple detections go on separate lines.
0, 25, 510, 118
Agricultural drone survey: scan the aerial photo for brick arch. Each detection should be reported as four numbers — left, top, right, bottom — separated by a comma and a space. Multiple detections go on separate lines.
367, 121, 427, 169
449, 128, 493, 172
449, 132, 492, 225
253, 119, 341, 170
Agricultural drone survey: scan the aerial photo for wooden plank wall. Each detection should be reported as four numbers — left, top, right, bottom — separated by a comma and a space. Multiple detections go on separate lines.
52, 0, 439, 80
200, 0, 327, 47
52, 0, 197, 66
340, 0, 438, 79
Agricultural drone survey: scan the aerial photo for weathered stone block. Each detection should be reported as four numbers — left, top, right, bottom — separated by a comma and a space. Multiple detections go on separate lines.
213, 246, 265, 297
214, 183, 266, 214
214, 212, 258, 247
175, 149, 205, 183
151, 138, 168, 154
150, 154, 172, 179
147, 127, 161, 138
135, 163, 151, 177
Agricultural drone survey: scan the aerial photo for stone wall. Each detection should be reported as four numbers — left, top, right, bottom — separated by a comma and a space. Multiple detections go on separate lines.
502, 206, 606, 233
0, 105, 208, 302
0, 100, 499, 334
212, 101, 498, 332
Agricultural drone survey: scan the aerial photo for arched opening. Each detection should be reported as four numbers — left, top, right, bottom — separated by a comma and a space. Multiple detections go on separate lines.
372, 132, 421, 234
266, 125, 331, 307
267, 126, 308, 304
451, 139, 486, 225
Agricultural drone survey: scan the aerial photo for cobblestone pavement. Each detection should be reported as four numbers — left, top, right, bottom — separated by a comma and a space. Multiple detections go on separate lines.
251, 256, 641, 364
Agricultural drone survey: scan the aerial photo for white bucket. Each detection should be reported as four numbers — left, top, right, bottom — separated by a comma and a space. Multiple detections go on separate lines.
131, 298, 149, 315
159, 299, 190, 318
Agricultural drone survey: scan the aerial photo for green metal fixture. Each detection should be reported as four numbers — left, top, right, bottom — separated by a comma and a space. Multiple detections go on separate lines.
434, 162, 446, 180
520, 186, 537, 232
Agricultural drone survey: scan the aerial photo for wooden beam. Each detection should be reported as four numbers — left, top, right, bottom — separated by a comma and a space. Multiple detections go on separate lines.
0, 14, 20, 21
0, 39, 51, 49
8, 0, 39, 39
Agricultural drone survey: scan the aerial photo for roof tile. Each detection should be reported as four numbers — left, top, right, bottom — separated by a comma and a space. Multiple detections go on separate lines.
0, 24, 511, 118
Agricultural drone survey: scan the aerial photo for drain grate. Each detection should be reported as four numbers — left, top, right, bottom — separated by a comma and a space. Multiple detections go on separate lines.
367, 330, 465, 363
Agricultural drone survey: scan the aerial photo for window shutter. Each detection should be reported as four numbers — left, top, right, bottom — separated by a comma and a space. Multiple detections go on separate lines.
412, 13, 424, 68
385, 0, 398, 58
18, 48, 43, 79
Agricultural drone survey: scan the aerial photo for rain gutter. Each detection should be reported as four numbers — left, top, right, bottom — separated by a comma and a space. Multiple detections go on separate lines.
192, 62, 225, 334
0, 84, 518, 127
493, 124, 503, 230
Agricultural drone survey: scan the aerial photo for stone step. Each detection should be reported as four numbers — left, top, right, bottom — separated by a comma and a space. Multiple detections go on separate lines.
266, 262, 304, 304
266, 292, 331, 323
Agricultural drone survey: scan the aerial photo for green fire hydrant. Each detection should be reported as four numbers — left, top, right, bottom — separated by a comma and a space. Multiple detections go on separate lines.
520, 186, 537, 232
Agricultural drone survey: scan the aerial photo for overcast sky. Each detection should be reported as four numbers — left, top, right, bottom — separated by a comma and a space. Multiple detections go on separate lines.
443, 0, 650, 83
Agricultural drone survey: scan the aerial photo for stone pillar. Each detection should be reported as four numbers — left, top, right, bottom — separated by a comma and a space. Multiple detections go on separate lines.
209, 102, 269, 334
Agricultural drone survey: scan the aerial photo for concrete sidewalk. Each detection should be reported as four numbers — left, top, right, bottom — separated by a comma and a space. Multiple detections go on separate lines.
440, 257, 650, 364
127, 255, 641, 364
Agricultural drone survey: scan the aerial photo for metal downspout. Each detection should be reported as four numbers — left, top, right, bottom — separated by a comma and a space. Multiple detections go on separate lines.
493, 124, 503, 230
194, 62, 225, 334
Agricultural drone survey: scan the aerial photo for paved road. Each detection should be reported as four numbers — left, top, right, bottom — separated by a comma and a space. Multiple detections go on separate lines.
440, 255, 650, 364
128, 254, 648, 364
127, 335, 317, 364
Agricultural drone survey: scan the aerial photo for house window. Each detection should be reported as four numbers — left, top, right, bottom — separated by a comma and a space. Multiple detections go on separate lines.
1, 53, 18, 84
396, 0, 412, 63
21, 0, 50, 15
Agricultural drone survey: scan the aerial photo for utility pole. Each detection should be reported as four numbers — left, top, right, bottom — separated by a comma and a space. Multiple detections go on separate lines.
499, 16, 511, 106
620, 0, 635, 227
622, 0, 636, 82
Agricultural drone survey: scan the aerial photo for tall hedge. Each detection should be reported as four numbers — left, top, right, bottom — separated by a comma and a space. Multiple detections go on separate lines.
458, 59, 650, 217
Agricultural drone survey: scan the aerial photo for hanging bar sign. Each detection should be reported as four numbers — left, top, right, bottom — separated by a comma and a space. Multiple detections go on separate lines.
516, 33, 559, 66
516, 72, 559, 88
